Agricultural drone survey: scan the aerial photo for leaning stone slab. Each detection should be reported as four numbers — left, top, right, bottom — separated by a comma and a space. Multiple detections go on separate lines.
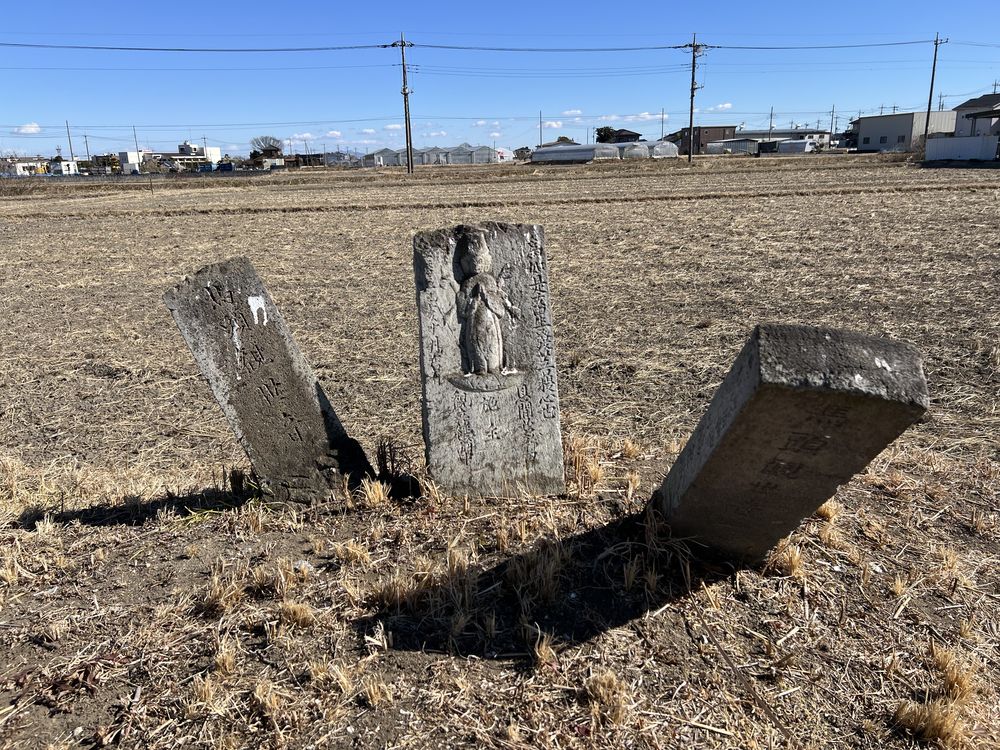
413, 223, 565, 496
651, 324, 929, 562
164, 257, 371, 502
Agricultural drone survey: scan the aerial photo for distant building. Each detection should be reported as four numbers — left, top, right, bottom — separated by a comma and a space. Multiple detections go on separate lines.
705, 138, 759, 155
91, 153, 119, 174
854, 111, 956, 152
665, 126, 738, 155
608, 129, 641, 143
734, 128, 832, 148
1, 157, 48, 176
514, 146, 533, 161
539, 138, 579, 148
362, 143, 500, 167
924, 93, 1000, 161
119, 142, 223, 172
49, 156, 79, 176
362, 148, 397, 167
953, 93, 1000, 137
325, 151, 359, 166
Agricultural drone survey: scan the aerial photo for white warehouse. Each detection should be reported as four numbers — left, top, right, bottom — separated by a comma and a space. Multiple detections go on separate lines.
855, 111, 956, 152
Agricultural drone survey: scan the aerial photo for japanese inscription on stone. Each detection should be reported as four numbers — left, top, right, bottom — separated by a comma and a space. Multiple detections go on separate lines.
164, 256, 371, 502
413, 223, 565, 495
650, 324, 929, 562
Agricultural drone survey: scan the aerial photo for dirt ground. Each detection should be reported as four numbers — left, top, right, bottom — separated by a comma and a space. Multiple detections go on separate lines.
1, 155, 998, 749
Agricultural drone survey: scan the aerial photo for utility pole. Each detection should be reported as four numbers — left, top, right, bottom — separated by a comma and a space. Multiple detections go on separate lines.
924, 32, 948, 147
83, 134, 92, 164
391, 33, 414, 174
768, 106, 774, 140
323, 142, 327, 167
938, 93, 945, 111
538, 110, 542, 147
879, 104, 884, 115
65, 121, 76, 161
132, 125, 140, 162
993, 80, 999, 94
687, 33, 702, 163
829, 105, 836, 137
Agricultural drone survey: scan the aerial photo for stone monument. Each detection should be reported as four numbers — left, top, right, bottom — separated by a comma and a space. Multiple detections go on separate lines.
650, 324, 928, 562
164, 257, 372, 503
413, 223, 565, 496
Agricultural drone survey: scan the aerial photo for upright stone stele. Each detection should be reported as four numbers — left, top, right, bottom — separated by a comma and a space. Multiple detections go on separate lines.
413, 223, 565, 496
164, 256, 371, 502
651, 324, 929, 562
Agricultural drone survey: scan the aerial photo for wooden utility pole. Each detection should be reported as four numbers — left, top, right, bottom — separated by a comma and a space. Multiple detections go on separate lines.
923, 33, 948, 146
391, 33, 414, 174
768, 106, 774, 140
687, 33, 702, 163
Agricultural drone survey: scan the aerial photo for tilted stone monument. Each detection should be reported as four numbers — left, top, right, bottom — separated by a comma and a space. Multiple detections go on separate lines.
164, 257, 372, 502
651, 324, 928, 562
413, 223, 565, 496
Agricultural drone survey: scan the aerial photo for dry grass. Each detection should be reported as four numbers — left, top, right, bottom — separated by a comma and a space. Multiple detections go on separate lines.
1, 156, 998, 748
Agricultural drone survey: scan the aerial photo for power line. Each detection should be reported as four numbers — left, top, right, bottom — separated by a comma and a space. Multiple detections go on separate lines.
704, 39, 935, 50
0, 64, 396, 72
0, 40, 386, 52
412, 42, 687, 52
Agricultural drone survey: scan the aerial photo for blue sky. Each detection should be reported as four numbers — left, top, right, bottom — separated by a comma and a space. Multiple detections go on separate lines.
3, 1, 999, 157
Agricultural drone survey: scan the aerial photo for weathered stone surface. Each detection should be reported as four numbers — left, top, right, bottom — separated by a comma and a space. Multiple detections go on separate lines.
164, 257, 371, 502
413, 223, 565, 496
651, 324, 929, 562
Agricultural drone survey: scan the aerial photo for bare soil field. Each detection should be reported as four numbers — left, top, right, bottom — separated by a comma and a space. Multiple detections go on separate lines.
1, 155, 998, 749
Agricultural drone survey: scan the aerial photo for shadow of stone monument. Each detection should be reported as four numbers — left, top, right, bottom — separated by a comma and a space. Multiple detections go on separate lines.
19, 476, 253, 529
355, 511, 729, 662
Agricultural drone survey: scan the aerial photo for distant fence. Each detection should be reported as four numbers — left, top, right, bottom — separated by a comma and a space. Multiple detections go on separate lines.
925, 135, 1000, 162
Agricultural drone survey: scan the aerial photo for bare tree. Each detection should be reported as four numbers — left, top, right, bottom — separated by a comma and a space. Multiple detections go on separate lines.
250, 135, 282, 153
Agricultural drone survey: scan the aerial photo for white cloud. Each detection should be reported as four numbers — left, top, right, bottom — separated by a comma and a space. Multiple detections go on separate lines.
624, 112, 657, 122
599, 114, 620, 122
357, 139, 378, 145
360, 128, 376, 134
489, 131, 502, 138
543, 121, 562, 129
562, 109, 582, 116
473, 119, 487, 126
13, 122, 41, 134
384, 123, 403, 131
426, 130, 447, 137
290, 132, 316, 141
325, 130, 342, 138
707, 102, 733, 112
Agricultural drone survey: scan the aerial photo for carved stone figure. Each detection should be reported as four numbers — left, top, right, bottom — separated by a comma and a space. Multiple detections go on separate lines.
456, 229, 516, 376
413, 223, 565, 496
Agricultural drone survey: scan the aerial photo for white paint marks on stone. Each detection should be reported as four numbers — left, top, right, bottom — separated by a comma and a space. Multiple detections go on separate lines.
874, 356, 893, 373
248, 295, 268, 326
